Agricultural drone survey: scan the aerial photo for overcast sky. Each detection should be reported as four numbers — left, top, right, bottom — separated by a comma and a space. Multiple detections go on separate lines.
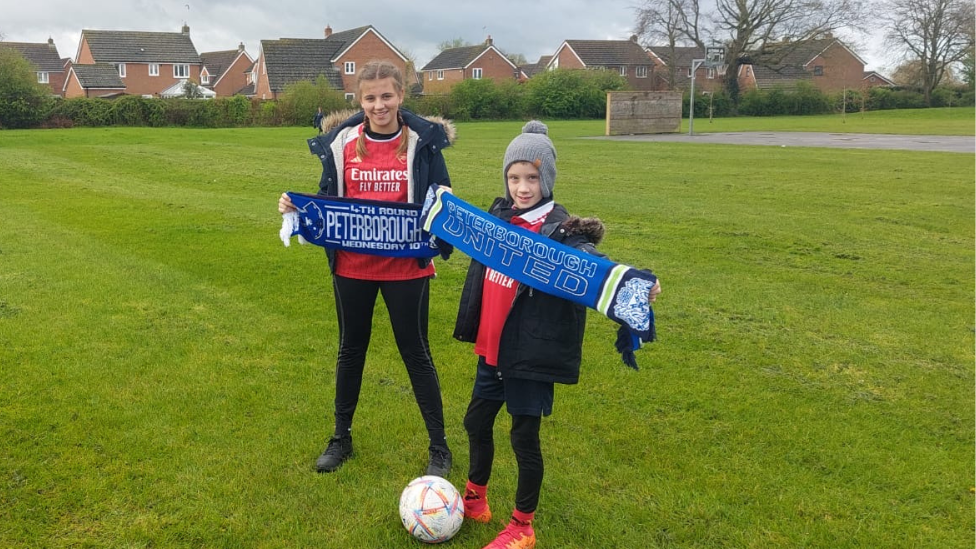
4, 0, 888, 71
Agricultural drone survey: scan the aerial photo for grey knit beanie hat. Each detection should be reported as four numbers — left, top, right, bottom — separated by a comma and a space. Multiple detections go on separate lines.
503, 120, 556, 199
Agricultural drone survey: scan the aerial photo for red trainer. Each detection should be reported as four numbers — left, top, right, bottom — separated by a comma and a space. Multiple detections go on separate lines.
482, 518, 535, 549
464, 488, 492, 523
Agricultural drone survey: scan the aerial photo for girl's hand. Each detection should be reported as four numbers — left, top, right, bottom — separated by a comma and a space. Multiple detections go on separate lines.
278, 193, 296, 214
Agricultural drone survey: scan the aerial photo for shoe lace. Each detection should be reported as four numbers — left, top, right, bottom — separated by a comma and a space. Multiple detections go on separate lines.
429, 447, 450, 467
325, 436, 347, 457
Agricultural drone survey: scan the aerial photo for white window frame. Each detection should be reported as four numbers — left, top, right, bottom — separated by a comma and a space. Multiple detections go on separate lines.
706, 67, 715, 79
174, 64, 189, 78
687, 67, 693, 77
37, 72, 49, 84
201, 73, 210, 84
636, 66, 648, 78
149, 63, 159, 76
118, 63, 126, 78
437, 70, 444, 80
472, 68, 482, 79
619, 66, 627, 76
344, 92, 355, 101
344, 61, 355, 75
428, 71, 433, 81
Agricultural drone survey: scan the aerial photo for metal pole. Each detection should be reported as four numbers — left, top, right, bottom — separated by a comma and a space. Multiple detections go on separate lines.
689, 59, 703, 136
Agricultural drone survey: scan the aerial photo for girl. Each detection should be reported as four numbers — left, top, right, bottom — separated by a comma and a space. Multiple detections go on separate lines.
278, 60, 455, 476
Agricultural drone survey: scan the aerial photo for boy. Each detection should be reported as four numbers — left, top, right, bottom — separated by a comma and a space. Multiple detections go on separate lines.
452, 121, 661, 549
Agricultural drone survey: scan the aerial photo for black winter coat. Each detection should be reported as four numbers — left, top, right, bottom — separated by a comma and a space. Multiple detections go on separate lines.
305, 108, 454, 272
453, 198, 606, 385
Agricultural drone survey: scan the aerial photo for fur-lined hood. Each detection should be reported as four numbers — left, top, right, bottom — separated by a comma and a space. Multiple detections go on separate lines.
561, 216, 605, 245
320, 108, 456, 144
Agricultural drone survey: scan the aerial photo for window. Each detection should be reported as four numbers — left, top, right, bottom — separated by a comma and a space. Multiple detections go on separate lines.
428, 71, 433, 81
437, 70, 444, 80
117, 63, 126, 78
37, 72, 49, 84
345, 93, 355, 102
174, 64, 189, 78
706, 68, 715, 79
687, 68, 692, 77
472, 68, 482, 79
201, 73, 210, 84
619, 66, 627, 76
344, 61, 355, 75
813, 65, 823, 76
149, 63, 159, 76
636, 66, 648, 78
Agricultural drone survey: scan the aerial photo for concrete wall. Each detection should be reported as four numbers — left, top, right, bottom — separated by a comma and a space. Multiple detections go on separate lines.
605, 91, 682, 135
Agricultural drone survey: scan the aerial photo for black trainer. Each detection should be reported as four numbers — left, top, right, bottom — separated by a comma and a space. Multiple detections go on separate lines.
426, 445, 453, 477
315, 435, 353, 473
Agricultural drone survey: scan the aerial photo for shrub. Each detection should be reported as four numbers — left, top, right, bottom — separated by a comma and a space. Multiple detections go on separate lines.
0, 48, 54, 128
525, 68, 627, 118
277, 76, 349, 127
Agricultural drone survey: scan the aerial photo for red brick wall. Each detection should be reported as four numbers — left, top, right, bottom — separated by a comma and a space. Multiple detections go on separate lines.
423, 69, 464, 95
807, 44, 864, 92
336, 31, 408, 94
119, 63, 202, 96
553, 47, 585, 69
212, 53, 253, 97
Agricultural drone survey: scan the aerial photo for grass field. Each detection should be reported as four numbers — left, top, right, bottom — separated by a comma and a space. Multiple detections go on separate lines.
683, 106, 975, 135
0, 112, 973, 548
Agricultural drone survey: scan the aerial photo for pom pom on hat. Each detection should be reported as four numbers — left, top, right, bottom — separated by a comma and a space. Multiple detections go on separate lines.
503, 120, 557, 199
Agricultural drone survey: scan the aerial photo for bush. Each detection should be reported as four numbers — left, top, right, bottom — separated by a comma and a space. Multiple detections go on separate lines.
865, 87, 926, 110
277, 76, 349, 127
736, 83, 835, 116
0, 48, 54, 128
403, 94, 455, 118
524, 68, 627, 118
448, 78, 527, 120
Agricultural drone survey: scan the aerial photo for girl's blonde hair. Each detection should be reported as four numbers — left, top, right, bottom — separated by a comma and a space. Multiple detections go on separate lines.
356, 60, 408, 160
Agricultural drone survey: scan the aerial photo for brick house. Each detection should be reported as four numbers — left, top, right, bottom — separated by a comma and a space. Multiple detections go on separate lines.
545, 37, 656, 90
737, 38, 866, 93
1, 39, 67, 96
862, 71, 895, 89
420, 37, 520, 94
519, 55, 552, 79
66, 25, 202, 98
646, 46, 725, 92
254, 25, 408, 100
62, 64, 126, 97
200, 43, 254, 97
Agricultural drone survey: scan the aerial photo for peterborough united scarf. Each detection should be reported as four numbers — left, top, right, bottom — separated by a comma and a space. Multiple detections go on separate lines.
421, 187, 656, 359
280, 192, 440, 258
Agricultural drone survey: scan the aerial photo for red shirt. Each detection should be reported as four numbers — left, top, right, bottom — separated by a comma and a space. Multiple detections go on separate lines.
474, 202, 553, 366
335, 125, 435, 281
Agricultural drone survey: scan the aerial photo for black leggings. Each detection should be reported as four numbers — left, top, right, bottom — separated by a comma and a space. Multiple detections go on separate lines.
331, 275, 447, 447
464, 397, 543, 513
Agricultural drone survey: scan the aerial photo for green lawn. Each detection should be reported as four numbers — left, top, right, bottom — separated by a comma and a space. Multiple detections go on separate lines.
0, 114, 973, 548
683, 106, 975, 135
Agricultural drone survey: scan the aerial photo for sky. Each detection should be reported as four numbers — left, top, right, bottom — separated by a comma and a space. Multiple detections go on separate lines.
3, 0, 889, 72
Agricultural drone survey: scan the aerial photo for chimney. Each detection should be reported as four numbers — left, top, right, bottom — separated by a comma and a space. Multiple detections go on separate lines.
182, 23, 190, 35
238, 42, 245, 52
325, 25, 333, 38
48, 37, 56, 49
486, 35, 492, 46
630, 34, 638, 43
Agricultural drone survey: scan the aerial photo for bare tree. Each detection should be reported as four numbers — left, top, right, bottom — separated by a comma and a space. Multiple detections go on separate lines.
634, 0, 702, 89
437, 37, 473, 51
881, 0, 975, 104
634, 0, 866, 100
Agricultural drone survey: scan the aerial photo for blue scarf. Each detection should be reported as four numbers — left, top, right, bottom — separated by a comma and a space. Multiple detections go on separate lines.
281, 192, 440, 258
421, 187, 656, 363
